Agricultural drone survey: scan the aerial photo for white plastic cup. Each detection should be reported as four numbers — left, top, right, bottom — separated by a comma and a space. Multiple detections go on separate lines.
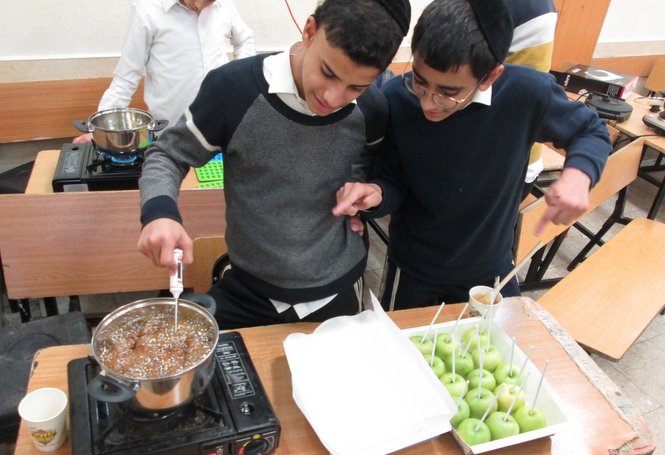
18, 387, 68, 452
468, 285, 503, 319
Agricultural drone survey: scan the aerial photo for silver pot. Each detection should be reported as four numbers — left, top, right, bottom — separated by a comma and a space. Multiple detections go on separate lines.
89, 298, 219, 411
73, 108, 168, 155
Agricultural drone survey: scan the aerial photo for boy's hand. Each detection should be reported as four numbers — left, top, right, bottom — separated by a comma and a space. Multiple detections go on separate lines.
137, 218, 194, 269
536, 168, 591, 235
72, 133, 93, 144
332, 182, 382, 217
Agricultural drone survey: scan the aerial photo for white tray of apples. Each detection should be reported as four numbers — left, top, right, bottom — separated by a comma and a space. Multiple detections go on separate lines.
403, 313, 570, 454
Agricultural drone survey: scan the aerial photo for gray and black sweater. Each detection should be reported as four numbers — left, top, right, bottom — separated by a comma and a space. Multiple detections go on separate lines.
140, 53, 388, 302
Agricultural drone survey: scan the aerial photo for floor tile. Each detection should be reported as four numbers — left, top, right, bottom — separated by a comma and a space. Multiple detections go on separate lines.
590, 353, 661, 415
641, 314, 665, 340
614, 339, 665, 407
643, 406, 665, 455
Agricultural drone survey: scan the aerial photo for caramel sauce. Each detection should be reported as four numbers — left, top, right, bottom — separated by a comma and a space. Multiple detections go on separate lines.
96, 306, 216, 379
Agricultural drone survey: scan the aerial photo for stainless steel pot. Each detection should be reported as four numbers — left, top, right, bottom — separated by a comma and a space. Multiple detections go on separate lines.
89, 298, 219, 411
73, 108, 168, 155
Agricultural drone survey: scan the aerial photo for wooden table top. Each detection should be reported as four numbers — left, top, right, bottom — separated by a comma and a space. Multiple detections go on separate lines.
15, 298, 654, 455
25, 149, 201, 194
613, 93, 665, 154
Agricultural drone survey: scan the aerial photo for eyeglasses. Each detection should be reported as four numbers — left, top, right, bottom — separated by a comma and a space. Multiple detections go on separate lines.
402, 72, 485, 110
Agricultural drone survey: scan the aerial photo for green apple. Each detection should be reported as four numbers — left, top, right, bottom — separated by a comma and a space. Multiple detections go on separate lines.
472, 345, 503, 372
444, 351, 475, 378
513, 406, 548, 433
428, 355, 446, 377
462, 327, 490, 350
493, 363, 523, 386
485, 411, 520, 440
435, 333, 459, 359
450, 399, 470, 428
465, 388, 497, 419
410, 335, 434, 357
440, 372, 467, 397
466, 368, 497, 391
455, 418, 491, 445
494, 383, 526, 413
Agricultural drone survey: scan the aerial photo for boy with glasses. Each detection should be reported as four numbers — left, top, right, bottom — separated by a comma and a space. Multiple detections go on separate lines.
137, 0, 411, 328
334, 0, 611, 310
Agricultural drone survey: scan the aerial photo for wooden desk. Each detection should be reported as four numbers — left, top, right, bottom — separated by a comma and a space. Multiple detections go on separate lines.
15, 298, 654, 454
0, 150, 225, 299
614, 93, 665, 151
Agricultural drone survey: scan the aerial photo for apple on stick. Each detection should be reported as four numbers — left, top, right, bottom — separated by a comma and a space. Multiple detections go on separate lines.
455, 418, 491, 445
485, 411, 520, 440
444, 335, 475, 378
429, 355, 446, 377
514, 360, 549, 433
410, 335, 434, 357
449, 380, 471, 427
465, 388, 497, 419
457, 384, 505, 444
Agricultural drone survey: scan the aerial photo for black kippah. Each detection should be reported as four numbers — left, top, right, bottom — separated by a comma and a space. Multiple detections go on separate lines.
374, 0, 412, 36
467, 0, 513, 63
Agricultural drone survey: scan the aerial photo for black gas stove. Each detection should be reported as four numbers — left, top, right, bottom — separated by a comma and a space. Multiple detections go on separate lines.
67, 332, 280, 455
52, 143, 144, 192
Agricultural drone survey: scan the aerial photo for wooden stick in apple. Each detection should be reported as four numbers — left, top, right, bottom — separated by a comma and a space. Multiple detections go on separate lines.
476, 383, 505, 432
532, 360, 549, 410
516, 345, 534, 382
420, 300, 446, 344
508, 337, 515, 371
452, 335, 456, 376
450, 302, 470, 339
504, 371, 531, 418
487, 275, 500, 338
460, 327, 475, 357
430, 329, 439, 366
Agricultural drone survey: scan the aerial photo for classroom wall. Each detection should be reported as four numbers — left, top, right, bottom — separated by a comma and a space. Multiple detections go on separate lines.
2, 0, 663, 83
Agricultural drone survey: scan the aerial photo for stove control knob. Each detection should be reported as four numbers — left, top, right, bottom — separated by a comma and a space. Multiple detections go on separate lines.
243, 438, 269, 455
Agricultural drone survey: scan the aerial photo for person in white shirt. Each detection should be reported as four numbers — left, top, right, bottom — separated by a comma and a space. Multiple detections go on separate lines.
74, 0, 254, 143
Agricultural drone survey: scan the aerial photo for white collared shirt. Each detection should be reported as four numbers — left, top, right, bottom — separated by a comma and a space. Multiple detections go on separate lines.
468, 85, 492, 107
99, 0, 255, 128
262, 45, 356, 117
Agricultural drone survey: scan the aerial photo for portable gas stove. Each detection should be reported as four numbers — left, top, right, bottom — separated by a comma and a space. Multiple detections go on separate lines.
67, 332, 280, 455
52, 143, 144, 192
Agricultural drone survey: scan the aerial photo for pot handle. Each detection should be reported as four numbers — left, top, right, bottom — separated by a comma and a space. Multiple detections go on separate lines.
153, 120, 169, 132
186, 293, 217, 317
73, 120, 91, 133
88, 373, 139, 403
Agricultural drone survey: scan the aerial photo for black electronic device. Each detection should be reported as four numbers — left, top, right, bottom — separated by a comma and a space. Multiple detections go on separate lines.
67, 331, 280, 455
584, 92, 633, 122
52, 143, 143, 192
642, 111, 665, 136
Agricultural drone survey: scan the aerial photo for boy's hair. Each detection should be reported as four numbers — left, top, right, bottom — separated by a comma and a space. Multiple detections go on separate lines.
412, 0, 513, 80
313, 0, 410, 71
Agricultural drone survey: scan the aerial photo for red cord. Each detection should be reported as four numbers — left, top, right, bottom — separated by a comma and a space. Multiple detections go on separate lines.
284, 0, 303, 35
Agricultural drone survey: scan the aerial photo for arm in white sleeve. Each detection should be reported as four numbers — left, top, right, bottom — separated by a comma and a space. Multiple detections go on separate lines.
98, 7, 152, 110
227, 2, 255, 59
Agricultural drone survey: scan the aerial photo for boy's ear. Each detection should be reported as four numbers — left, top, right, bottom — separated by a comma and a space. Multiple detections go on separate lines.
302, 16, 320, 47
479, 64, 504, 91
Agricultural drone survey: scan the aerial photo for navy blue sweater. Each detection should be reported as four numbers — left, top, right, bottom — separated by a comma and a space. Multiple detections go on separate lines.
369, 64, 611, 285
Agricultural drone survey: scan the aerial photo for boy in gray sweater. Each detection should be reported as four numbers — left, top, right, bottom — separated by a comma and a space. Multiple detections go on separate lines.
137, 0, 411, 328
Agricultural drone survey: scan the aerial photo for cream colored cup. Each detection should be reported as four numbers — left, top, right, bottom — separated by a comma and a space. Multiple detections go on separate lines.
468, 285, 503, 319
18, 387, 68, 452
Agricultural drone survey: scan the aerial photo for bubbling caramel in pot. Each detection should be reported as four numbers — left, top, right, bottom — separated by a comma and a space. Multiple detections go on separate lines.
96, 306, 216, 379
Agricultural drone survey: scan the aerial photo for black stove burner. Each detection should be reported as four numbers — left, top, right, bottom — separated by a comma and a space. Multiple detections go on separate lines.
68, 332, 280, 455
88, 151, 143, 171
52, 143, 144, 192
